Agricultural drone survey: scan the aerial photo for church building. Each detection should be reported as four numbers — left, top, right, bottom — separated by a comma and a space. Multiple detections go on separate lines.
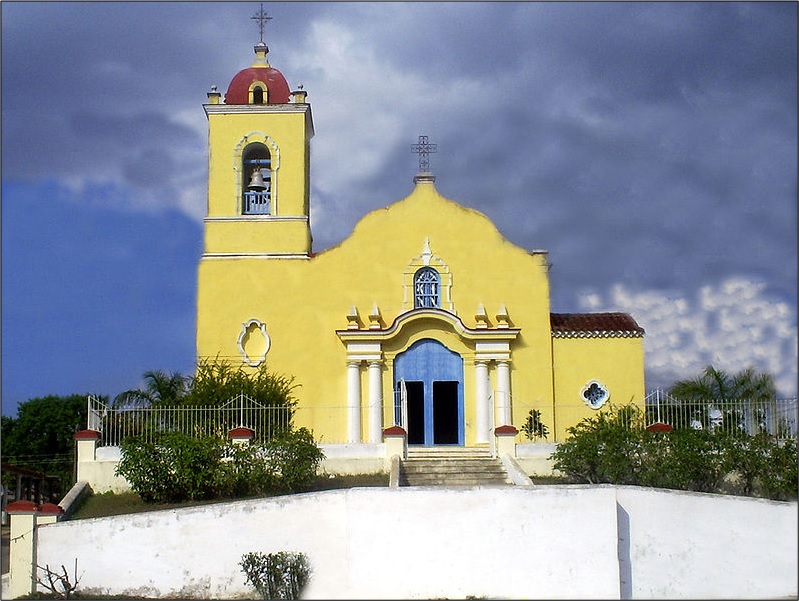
195, 33, 646, 455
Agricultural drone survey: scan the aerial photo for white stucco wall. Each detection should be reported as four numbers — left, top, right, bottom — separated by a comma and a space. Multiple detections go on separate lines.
614, 486, 798, 599
515, 442, 559, 475
317, 443, 387, 475
33, 485, 797, 600
77, 446, 130, 494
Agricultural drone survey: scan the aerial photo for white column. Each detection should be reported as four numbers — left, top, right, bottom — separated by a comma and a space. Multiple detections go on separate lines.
496, 360, 511, 427
368, 360, 383, 444
475, 360, 490, 443
347, 360, 362, 443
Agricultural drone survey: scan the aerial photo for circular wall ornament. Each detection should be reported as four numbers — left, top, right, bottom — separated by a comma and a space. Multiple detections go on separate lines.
581, 380, 610, 409
237, 319, 271, 366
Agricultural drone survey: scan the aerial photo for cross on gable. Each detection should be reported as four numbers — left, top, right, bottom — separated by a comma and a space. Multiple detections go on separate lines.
251, 3, 272, 43
411, 135, 437, 173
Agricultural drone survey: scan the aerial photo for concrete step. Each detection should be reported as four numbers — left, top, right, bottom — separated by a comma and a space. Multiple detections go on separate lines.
399, 475, 510, 486
399, 448, 513, 486
407, 446, 491, 457
401, 462, 508, 474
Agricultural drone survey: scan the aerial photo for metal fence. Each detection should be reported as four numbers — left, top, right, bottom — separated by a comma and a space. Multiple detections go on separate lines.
88, 390, 798, 447
510, 392, 797, 443
644, 389, 798, 440
88, 394, 294, 447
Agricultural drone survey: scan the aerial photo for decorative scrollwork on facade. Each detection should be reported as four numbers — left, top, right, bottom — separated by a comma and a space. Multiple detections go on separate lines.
237, 318, 271, 366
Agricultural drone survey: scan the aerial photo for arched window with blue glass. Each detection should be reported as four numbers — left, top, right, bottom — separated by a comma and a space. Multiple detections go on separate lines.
414, 267, 440, 308
242, 142, 271, 215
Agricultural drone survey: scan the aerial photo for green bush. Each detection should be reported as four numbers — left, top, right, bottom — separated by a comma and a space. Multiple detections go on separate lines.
217, 428, 324, 496
759, 438, 798, 500
659, 428, 729, 493
551, 404, 645, 484
240, 551, 311, 600
520, 409, 549, 441
219, 442, 278, 498
552, 404, 797, 500
116, 428, 325, 503
265, 427, 326, 492
116, 432, 226, 503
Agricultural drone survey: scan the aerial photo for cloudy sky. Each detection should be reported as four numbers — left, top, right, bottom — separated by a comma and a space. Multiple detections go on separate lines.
2, 1, 796, 416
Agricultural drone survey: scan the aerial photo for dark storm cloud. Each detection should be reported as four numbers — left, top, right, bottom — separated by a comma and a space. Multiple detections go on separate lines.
1, 2, 796, 409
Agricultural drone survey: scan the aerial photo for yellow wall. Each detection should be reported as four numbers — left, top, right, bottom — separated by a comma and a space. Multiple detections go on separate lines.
204, 105, 312, 255
196, 93, 646, 446
551, 336, 646, 440
198, 180, 556, 443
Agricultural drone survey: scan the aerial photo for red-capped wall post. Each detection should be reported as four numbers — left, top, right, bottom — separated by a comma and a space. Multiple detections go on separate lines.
228, 427, 256, 446
5, 501, 63, 599
494, 425, 518, 459
382, 426, 407, 469
73, 430, 101, 484
6, 500, 37, 599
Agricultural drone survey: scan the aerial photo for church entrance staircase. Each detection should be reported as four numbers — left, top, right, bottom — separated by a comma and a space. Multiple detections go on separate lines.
398, 447, 514, 486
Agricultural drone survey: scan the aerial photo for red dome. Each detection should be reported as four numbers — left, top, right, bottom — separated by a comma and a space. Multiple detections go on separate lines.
225, 66, 291, 105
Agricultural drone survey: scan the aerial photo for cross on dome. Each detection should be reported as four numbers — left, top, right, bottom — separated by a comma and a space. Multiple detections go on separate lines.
411, 135, 437, 173
251, 3, 272, 44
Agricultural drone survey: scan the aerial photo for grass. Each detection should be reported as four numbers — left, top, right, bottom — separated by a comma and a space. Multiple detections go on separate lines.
71, 472, 389, 520
70, 473, 579, 520
529, 474, 577, 485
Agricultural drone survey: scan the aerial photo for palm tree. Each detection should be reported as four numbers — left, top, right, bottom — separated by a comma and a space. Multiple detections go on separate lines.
668, 365, 777, 433
669, 365, 777, 404
114, 370, 188, 408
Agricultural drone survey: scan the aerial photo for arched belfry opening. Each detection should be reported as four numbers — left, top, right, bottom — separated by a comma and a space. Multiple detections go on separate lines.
242, 142, 271, 214
251, 85, 265, 104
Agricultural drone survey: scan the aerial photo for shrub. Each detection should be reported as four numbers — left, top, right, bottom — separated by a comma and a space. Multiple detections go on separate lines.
759, 438, 798, 500
719, 432, 771, 496
219, 442, 278, 498
116, 428, 325, 503
116, 432, 226, 503
240, 551, 311, 600
659, 428, 729, 493
265, 427, 325, 492
520, 409, 549, 441
551, 404, 798, 500
551, 404, 644, 484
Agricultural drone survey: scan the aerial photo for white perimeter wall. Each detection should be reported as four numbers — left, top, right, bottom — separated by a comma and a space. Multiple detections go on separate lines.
35, 485, 797, 600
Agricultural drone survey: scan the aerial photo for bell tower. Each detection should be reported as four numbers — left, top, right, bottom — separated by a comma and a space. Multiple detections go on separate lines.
202, 32, 314, 257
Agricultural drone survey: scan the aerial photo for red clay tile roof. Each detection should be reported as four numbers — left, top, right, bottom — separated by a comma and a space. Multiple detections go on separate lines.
551, 312, 644, 338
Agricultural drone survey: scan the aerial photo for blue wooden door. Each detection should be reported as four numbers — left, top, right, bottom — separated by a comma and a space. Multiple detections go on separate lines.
394, 339, 464, 446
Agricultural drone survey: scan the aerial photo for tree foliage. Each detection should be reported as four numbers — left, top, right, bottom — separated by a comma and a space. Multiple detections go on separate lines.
669, 365, 777, 403
1, 394, 92, 492
114, 370, 189, 408
113, 359, 298, 409
183, 358, 298, 408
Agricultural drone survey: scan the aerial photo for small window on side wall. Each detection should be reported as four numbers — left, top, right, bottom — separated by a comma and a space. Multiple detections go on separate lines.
252, 86, 265, 104
414, 267, 440, 308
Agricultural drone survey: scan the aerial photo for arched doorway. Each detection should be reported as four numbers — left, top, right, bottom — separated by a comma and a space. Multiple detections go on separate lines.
394, 339, 464, 446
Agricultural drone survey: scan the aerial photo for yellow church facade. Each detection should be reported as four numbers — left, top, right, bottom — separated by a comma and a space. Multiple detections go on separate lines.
196, 41, 645, 451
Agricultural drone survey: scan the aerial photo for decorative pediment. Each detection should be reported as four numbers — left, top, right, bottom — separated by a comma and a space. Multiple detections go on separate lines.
336, 307, 519, 345
402, 238, 454, 312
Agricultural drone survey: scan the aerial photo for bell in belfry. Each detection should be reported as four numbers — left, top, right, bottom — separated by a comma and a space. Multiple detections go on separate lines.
248, 168, 267, 190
